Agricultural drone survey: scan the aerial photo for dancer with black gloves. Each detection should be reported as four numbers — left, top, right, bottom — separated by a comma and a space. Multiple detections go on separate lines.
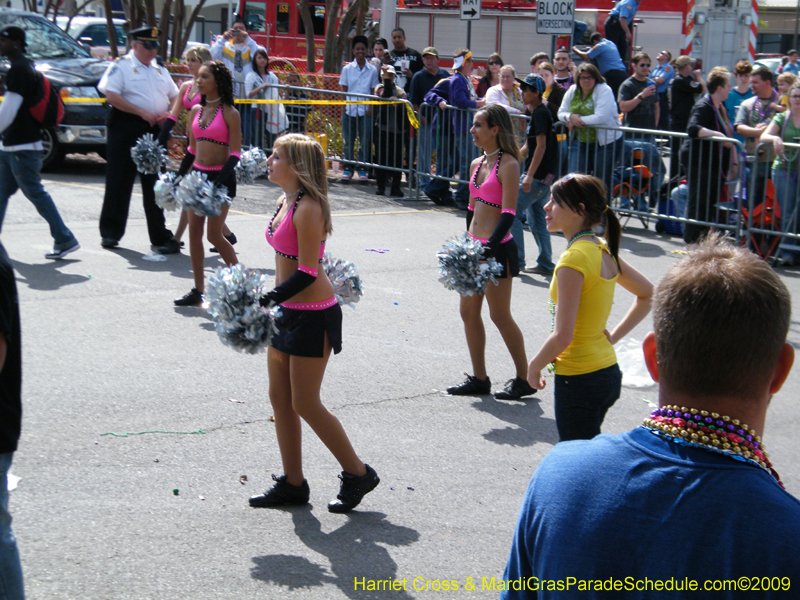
447, 104, 537, 400
173, 61, 241, 306
248, 133, 379, 513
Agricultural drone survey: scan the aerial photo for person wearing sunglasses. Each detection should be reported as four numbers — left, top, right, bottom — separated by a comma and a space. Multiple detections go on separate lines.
97, 26, 180, 253
618, 52, 658, 132
477, 53, 504, 98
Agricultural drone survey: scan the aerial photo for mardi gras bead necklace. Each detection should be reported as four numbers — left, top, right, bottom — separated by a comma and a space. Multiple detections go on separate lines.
642, 405, 783, 489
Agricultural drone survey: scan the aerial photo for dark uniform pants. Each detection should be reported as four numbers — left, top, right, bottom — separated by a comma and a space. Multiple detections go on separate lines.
99, 109, 172, 245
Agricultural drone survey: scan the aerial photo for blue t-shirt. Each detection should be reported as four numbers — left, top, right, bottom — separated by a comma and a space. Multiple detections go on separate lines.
650, 62, 674, 94
782, 62, 800, 76
725, 87, 754, 143
501, 426, 800, 599
609, 0, 640, 21
587, 39, 626, 75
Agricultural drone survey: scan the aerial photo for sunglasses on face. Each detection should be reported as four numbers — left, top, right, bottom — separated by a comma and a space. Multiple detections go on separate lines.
639, 63, 651, 67
140, 41, 159, 50
488, 61, 502, 66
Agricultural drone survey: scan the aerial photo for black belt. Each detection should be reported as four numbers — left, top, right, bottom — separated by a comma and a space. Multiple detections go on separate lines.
606, 14, 620, 24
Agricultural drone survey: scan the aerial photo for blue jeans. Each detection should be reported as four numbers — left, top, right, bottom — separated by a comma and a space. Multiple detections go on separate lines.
569, 136, 623, 195
554, 363, 622, 442
0, 150, 75, 247
0, 453, 24, 600
341, 113, 373, 171
513, 176, 554, 271
774, 168, 800, 260
452, 132, 475, 207
417, 121, 435, 186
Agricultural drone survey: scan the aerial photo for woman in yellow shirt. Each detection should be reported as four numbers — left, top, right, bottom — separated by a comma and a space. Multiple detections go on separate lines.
527, 174, 653, 441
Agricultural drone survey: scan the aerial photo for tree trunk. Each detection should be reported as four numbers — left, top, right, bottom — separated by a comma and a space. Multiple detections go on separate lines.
298, 0, 316, 72
158, 0, 173, 61
322, 0, 342, 75
323, 0, 364, 74
104, 0, 120, 59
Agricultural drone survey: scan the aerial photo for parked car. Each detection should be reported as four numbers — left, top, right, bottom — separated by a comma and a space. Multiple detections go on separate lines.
754, 56, 783, 76
59, 16, 127, 60
0, 9, 109, 169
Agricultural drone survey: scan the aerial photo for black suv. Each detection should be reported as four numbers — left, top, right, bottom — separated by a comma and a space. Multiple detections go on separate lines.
0, 10, 110, 169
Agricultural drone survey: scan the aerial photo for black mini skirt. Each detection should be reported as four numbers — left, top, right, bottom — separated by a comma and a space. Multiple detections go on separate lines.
271, 303, 343, 357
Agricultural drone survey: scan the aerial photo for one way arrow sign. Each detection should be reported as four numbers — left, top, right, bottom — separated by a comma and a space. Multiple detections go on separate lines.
460, 0, 481, 20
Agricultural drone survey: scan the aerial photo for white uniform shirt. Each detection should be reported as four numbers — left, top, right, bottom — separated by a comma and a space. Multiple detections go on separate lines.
98, 53, 178, 114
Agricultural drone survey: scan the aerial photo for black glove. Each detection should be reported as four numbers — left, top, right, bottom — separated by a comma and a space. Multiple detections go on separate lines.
484, 212, 515, 258
259, 270, 316, 307
177, 149, 196, 177
157, 117, 176, 147
218, 154, 240, 186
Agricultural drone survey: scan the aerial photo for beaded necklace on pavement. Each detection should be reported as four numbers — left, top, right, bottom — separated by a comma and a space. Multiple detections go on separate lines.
545, 229, 596, 372
642, 405, 784, 489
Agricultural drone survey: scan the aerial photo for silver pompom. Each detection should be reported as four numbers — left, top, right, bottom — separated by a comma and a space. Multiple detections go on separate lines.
203, 264, 280, 354
176, 171, 231, 217
437, 232, 504, 296
235, 147, 268, 184
154, 172, 181, 211
323, 254, 363, 308
131, 133, 168, 175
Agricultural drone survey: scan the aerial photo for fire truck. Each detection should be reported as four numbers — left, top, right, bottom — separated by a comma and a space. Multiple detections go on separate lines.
237, 0, 757, 73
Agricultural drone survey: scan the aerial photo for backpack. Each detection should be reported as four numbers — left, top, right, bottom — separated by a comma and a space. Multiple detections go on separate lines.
29, 72, 65, 128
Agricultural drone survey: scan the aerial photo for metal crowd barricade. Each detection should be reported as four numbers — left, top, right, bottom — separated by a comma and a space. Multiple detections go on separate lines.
744, 141, 800, 262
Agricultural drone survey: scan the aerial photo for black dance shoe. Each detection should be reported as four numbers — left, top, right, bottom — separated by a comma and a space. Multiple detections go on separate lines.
174, 288, 203, 306
249, 474, 310, 508
327, 464, 379, 513
447, 374, 491, 395
495, 377, 537, 400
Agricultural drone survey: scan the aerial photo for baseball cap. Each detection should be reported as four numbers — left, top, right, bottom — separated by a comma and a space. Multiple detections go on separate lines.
674, 56, 695, 68
0, 26, 27, 50
422, 47, 439, 57
516, 73, 546, 94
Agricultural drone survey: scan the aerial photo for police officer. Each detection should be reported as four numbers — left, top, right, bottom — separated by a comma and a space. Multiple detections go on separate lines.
98, 26, 180, 252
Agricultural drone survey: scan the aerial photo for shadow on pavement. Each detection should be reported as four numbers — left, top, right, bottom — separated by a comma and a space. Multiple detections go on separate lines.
251, 507, 418, 598
10, 258, 90, 291
471, 396, 558, 447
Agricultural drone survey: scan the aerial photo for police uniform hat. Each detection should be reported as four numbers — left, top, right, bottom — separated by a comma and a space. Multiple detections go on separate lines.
130, 26, 161, 48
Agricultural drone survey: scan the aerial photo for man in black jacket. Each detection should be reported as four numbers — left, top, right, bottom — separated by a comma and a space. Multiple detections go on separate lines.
0, 25, 79, 260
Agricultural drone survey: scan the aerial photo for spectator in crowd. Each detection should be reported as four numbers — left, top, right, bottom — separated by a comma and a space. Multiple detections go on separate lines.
424, 48, 485, 210
650, 50, 674, 130
373, 65, 407, 198
477, 53, 503, 98
502, 235, 797, 600
552, 47, 574, 90
529, 52, 550, 72
681, 67, 737, 244
0, 25, 80, 259
573, 32, 628, 98
603, 0, 641, 68
245, 49, 282, 148
618, 52, 659, 132
422, 76, 456, 205
339, 35, 379, 181
777, 72, 796, 109
668, 55, 704, 180
410, 46, 449, 189
513, 74, 556, 276
558, 63, 623, 193
211, 18, 264, 144
538, 62, 568, 175
485, 65, 526, 115
760, 81, 800, 267
537, 63, 566, 123
284, 73, 310, 134
525, 173, 653, 441
389, 28, 423, 94
725, 60, 754, 143
370, 38, 389, 70
782, 49, 800, 76
735, 65, 780, 206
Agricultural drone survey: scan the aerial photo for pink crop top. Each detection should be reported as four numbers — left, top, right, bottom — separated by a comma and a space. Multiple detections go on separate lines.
266, 192, 326, 262
183, 85, 200, 111
192, 104, 229, 146
469, 150, 504, 208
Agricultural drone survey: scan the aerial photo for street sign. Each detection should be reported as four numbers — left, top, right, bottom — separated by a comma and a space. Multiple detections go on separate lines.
461, 0, 481, 21
536, 0, 574, 35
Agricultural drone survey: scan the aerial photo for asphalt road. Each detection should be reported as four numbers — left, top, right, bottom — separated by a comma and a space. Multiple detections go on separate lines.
3, 154, 799, 599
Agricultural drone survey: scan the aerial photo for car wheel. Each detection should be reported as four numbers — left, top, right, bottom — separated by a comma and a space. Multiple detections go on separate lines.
40, 128, 65, 171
